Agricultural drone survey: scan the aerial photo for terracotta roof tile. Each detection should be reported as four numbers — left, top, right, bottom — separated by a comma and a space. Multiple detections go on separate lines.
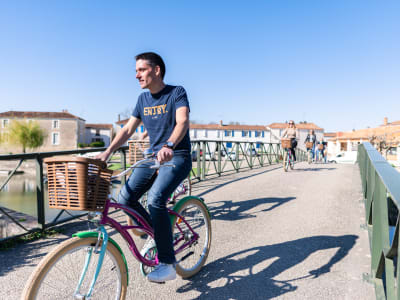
190, 124, 267, 130
0, 110, 85, 121
85, 123, 113, 129
267, 122, 323, 130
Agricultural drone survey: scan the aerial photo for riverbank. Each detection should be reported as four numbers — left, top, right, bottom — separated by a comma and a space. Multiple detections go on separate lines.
0, 207, 38, 239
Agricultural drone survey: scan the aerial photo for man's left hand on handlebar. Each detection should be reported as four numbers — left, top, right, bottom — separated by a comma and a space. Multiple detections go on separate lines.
157, 147, 173, 163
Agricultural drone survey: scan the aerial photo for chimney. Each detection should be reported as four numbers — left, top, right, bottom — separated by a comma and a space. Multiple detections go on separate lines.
118, 114, 120, 122
220, 120, 223, 126
384, 117, 388, 126
62, 109, 68, 113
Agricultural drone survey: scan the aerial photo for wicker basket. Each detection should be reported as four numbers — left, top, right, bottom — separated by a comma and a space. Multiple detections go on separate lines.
128, 140, 150, 164
44, 157, 112, 211
318, 144, 324, 150
281, 138, 291, 149
306, 142, 313, 149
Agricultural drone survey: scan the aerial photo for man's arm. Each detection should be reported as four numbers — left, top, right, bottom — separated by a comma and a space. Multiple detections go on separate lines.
96, 116, 141, 161
157, 106, 190, 163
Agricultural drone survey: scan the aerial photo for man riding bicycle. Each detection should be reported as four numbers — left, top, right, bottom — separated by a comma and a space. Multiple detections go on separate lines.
96, 52, 191, 283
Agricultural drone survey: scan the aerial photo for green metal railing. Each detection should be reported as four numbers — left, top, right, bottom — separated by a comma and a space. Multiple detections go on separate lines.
358, 142, 400, 299
0, 140, 306, 241
0, 146, 128, 241
190, 140, 306, 180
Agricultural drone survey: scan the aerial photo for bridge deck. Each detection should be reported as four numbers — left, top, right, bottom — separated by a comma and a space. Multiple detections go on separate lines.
0, 162, 374, 299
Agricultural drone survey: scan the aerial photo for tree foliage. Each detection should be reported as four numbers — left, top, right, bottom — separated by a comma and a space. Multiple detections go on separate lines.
368, 131, 400, 158
9, 120, 46, 153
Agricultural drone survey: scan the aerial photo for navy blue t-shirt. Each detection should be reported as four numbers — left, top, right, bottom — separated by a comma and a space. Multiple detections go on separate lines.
132, 85, 191, 152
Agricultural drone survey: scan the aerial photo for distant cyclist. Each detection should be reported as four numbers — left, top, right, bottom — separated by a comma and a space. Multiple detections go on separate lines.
304, 129, 317, 161
316, 139, 327, 163
281, 120, 298, 161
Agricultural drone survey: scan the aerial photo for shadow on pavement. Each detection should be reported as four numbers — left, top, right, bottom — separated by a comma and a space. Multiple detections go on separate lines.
209, 197, 296, 221
177, 235, 358, 300
196, 166, 283, 197
297, 167, 337, 172
0, 219, 93, 277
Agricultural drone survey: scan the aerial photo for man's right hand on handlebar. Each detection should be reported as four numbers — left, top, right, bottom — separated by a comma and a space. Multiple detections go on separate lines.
95, 150, 111, 162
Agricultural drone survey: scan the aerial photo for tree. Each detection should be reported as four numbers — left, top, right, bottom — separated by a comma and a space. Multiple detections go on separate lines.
9, 120, 46, 153
368, 130, 400, 159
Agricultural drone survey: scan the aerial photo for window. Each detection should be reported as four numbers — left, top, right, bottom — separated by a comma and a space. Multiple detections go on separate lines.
2, 119, 9, 128
204, 130, 208, 138
225, 130, 235, 137
95, 129, 100, 136
52, 120, 59, 129
52, 132, 60, 145
255, 131, 261, 137
242, 131, 248, 137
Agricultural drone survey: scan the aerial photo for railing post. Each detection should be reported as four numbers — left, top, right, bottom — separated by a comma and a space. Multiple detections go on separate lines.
120, 149, 127, 185
201, 141, 206, 180
217, 141, 222, 176
36, 156, 45, 230
196, 141, 201, 180
235, 142, 239, 171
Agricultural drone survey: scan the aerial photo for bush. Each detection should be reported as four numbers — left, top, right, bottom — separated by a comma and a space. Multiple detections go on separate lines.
90, 141, 105, 147
78, 142, 88, 148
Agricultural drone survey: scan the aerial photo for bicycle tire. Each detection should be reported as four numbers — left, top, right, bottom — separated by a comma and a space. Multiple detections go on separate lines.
283, 151, 288, 172
22, 237, 128, 300
172, 197, 212, 278
290, 157, 294, 170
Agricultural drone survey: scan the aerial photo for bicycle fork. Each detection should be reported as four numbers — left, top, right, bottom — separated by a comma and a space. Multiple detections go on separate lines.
74, 226, 109, 300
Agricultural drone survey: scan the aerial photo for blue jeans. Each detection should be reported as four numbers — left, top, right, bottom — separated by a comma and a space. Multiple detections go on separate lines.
118, 150, 192, 264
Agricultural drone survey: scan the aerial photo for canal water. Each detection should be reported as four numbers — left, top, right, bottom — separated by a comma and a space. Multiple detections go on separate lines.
0, 174, 120, 224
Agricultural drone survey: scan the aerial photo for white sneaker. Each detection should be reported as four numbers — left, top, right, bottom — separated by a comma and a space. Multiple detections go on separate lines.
140, 236, 156, 257
147, 263, 176, 283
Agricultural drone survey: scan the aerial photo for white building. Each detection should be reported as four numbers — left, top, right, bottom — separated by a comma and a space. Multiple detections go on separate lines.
265, 122, 324, 151
84, 124, 114, 147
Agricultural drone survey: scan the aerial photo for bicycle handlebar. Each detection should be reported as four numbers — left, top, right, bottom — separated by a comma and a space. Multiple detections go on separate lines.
110, 157, 175, 180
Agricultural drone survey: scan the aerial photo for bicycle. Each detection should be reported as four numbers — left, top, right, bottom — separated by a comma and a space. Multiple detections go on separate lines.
281, 138, 294, 172
316, 144, 324, 163
305, 142, 314, 164
127, 175, 192, 237
22, 154, 212, 300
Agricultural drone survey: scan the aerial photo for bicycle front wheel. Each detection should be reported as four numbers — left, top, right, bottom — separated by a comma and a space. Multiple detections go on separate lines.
172, 197, 212, 278
22, 237, 128, 300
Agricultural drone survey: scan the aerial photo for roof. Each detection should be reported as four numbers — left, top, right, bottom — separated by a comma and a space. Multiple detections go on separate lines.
330, 125, 400, 141
0, 110, 85, 121
85, 123, 113, 130
190, 124, 267, 131
324, 132, 336, 138
267, 122, 323, 130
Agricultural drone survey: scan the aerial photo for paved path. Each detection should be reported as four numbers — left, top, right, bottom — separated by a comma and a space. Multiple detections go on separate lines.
0, 162, 374, 299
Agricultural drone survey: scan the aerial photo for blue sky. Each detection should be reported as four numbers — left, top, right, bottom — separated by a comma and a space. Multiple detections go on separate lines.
0, 1, 399, 132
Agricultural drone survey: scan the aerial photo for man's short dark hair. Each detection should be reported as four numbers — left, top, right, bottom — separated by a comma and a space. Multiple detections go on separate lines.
135, 52, 166, 79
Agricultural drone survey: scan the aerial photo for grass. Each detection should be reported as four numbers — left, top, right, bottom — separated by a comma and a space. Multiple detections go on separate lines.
0, 228, 64, 251
108, 163, 131, 171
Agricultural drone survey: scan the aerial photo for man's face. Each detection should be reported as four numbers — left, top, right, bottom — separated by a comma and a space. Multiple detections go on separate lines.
135, 59, 158, 89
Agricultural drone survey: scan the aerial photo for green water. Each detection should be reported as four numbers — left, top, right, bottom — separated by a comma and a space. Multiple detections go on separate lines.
0, 175, 120, 223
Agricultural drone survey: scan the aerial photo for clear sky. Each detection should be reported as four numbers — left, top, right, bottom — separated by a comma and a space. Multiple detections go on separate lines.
0, 1, 399, 132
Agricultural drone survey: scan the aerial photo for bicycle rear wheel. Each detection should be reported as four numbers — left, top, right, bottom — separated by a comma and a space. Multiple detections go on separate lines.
283, 151, 288, 172
172, 197, 212, 278
22, 237, 127, 300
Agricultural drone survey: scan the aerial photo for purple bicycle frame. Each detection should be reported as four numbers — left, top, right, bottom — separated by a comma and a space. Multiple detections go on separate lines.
98, 197, 199, 267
